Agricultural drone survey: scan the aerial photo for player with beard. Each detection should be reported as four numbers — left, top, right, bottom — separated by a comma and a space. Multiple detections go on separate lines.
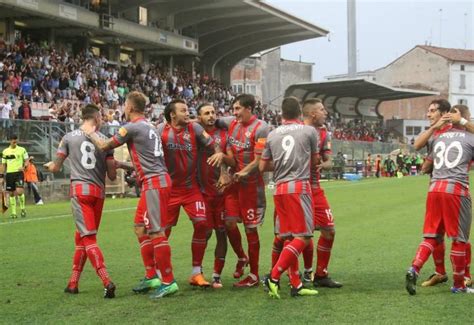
196, 103, 235, 288
82, 92, 178, 299
158, 99, 223, 287
44, 104, 117, 298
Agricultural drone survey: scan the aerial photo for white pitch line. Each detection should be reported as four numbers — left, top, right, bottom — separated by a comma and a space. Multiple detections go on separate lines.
0, 207, 136, 226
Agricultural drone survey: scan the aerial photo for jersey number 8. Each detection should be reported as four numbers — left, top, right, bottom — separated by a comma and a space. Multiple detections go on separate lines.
80, 141, 97, 169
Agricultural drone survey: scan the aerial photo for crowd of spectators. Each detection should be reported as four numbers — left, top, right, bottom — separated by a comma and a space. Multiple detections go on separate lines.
327, 118, 393, 142
1, 36, 399, 144
0, 36, 236, 127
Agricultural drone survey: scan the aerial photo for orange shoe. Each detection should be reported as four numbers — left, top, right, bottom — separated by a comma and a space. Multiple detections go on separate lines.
233, 257, 249, 279
189, 273, 211, 287
233, 275, 259, 288
421, 273, 448, 287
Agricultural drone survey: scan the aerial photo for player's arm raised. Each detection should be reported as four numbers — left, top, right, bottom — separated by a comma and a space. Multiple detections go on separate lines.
86, 131, 119, 152
414, 116, 449, 150
446, 108, 474, 133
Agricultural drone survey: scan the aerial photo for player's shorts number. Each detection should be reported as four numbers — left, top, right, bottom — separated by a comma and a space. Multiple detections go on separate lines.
195, 201, 206, 215
433, 140, 463, 169
143, 212, 150, 226
281, 135, 295, 164
149, 129, 164, 157
247, 208, 255, 220
80, 141, 97, 169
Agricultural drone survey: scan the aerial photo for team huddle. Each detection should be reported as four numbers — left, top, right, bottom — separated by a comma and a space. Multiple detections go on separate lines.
43, 91, 474, 300
44, 92, 341, 299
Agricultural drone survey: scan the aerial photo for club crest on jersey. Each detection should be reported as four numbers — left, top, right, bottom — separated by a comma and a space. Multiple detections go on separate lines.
118, 127, 127, 137
183, 132, 191, 141
245, 131, 251, 138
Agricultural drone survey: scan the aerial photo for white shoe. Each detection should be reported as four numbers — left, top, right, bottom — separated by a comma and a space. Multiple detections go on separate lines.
36, 200, 44, 205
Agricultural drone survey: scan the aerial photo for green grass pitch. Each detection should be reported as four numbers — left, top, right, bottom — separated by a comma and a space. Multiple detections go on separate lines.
1, 175, 473, 324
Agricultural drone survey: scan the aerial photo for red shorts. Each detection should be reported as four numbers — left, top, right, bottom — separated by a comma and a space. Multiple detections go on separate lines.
71, 195, 105, 237
203, 194, 225, 230
225, 182, 266, 227
134, 187, 170, 233
274, 193, 313, 237
312, 188, 335, 230
423, 192, 472, 242
167, 187, 207, 227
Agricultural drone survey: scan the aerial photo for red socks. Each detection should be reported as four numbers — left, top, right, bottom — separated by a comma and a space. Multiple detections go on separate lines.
271, 236, 284, 268
451, 241, 467, 288
433, 240, 446, 275
465, 242, 471, 279
152, 236, 174, 284
246, 231, 260, 276
227, 225, 246, 259
316, 236, 334, 277
138, 235, 156, 279
214, 258, 225, 276
82, 235, 111, 286
271, 238, 306, 281
191, 221, 209, 268
303, 238, 314, 271
412, 238, 437, 273
68, 232, 87, 288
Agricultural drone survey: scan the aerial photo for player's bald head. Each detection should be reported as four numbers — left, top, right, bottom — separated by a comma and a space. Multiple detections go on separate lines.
302, 98, 323, 118
281, 97, 301, 120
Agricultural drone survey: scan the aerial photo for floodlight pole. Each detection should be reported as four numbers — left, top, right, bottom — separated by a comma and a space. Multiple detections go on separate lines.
347, 0, 357, 78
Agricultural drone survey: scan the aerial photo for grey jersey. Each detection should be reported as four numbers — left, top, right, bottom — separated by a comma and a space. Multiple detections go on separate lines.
57, 130, 113, 189
429, 127, 474, 194
262, 122, 319, 190
113, 118, 170, 188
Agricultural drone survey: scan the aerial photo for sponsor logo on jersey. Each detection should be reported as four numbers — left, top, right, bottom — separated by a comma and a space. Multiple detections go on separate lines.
228, 137, 250, 149
118, 127, 128, 137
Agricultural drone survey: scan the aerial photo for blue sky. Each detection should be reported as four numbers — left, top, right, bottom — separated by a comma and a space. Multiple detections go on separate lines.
267, 0, 473, 80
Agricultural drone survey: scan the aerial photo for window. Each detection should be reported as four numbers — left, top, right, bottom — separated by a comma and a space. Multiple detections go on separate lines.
458, 99, 468, 105
460, 74, 466, 89
232, 84, 243, 94
245, 84, 257, 95
461, 65, 465, 71
406, 126, 422, 136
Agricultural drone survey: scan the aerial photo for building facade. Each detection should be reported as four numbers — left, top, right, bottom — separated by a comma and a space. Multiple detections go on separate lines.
375, 45, 474, 119
231, 47, 313, 110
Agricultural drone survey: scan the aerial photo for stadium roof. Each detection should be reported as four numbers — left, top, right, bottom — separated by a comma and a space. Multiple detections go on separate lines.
1, 0, 328, 81
112, 0, 329, 80
285, 79, 439, 118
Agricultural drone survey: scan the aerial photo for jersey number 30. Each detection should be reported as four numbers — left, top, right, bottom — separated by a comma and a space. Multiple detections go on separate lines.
433, 140, 463, 169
